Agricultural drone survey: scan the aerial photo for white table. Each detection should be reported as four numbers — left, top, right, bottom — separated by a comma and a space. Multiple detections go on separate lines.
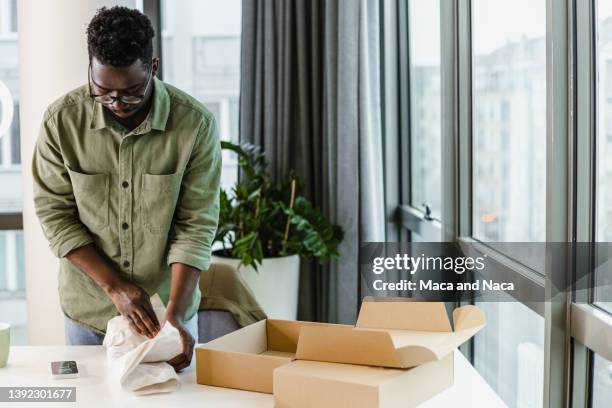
0, 346, 506, 407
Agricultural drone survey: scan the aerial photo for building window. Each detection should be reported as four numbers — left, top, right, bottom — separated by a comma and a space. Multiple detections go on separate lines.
193, 36, 241, 71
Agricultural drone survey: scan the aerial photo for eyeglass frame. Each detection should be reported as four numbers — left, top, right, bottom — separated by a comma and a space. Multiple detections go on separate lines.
88, 61, 153, 106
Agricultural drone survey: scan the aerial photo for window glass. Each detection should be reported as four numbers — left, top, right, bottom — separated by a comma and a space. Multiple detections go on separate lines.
408, 0, 441, 220
0, 0, 26, 345
595, 0, 612, 314
592, 353, 612, 407
160, 0, 241, 192
474, 300, 544, 407
471, 0, 546, 244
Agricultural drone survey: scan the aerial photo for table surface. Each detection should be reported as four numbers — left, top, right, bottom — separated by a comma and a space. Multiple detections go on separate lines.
0, 346, 506, 408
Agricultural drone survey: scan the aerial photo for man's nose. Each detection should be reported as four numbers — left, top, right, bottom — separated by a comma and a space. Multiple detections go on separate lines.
110, 96, 127, 110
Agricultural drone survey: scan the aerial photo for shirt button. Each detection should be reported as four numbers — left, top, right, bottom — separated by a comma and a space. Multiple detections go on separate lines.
122, 222, 129, 230
122, 181, 129, 188
123, 260, 130, 267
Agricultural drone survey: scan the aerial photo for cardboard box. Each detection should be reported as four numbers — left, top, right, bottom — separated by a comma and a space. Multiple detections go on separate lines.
273, 353, 454, 408
195, 318, 346, 393
273, 299, 485, 407
295, 300, 485, 368
197, 299, 485, 406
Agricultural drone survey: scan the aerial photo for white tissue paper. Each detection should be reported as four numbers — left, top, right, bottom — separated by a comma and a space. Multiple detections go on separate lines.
103, 294, 182, 395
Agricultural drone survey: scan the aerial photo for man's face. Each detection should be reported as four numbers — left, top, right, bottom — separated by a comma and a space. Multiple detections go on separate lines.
89, 57, 158, 119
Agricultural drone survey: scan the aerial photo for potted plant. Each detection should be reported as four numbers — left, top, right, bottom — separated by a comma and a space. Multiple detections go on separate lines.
212, 141, 344, 319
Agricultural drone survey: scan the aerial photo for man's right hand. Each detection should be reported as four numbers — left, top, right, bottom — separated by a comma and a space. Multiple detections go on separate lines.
64, 244, 161, 338
106, 281, 161, 338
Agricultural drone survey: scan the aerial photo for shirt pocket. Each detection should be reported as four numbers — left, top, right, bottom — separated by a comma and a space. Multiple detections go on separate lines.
141, 170, 184, 234
67, 168, 110, 229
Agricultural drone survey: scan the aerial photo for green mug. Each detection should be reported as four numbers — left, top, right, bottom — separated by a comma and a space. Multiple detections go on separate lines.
0, 322, 9, 368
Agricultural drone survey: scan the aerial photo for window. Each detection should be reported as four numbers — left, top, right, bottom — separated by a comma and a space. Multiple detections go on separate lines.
471, 0, 546, 244
474, 300, 544, 407
160, 0, 241, 192
0, 0, 25, 345
385, 0, 612, 404
408, 0, 441, 221
468, 1, 547, 400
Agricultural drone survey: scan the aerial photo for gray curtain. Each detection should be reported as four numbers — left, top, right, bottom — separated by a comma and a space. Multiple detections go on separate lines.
240, 0, 385, 324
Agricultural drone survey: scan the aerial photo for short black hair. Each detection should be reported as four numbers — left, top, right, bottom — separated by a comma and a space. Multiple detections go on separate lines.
86, 6, 155, 67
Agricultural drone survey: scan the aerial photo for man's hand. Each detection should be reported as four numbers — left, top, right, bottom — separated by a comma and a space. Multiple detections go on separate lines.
164, 262, 201, 372
166, 314, 195, 372
107, 280, 161, 338
64, 244, 161, 338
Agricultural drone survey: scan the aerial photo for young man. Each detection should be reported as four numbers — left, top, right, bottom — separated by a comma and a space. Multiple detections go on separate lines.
32, 6, 221, 372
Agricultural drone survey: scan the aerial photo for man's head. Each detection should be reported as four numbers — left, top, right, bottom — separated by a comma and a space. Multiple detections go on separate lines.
86, 6, 159, 119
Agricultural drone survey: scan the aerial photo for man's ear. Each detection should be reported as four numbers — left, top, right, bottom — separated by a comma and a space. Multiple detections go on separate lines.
151, 57, 160, 77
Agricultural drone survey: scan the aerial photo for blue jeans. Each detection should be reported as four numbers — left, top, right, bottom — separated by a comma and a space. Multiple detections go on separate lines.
64, 313, 199, 345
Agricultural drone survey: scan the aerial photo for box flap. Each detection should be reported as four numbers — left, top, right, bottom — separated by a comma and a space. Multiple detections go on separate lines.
295, 325, 406, 368
200, 319, 267, 354
196, 347, 291, 393
452, 305, 486, 331
356, 300, 452, 332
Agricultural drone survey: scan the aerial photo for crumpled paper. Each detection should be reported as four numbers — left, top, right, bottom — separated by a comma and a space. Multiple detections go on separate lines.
102, 294, 182, 395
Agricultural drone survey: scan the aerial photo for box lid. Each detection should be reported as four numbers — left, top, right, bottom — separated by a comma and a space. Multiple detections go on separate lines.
295, 299, 485, 368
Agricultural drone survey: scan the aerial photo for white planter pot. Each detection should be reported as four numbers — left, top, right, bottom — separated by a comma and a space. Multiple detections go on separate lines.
211, 254, 300, 320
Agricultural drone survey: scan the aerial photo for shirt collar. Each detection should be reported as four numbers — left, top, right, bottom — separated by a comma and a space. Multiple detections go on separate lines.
150, 77, 170, 131
89, 77, 170, 132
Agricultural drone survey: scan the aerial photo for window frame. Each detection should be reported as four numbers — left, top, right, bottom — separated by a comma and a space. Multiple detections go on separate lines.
384, 0, 595, 405
572, 0, 612, 406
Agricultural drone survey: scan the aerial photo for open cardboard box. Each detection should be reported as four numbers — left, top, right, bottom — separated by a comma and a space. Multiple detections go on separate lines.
196, 298, 485, 406
195, 319, 347, 393
274, 298, 486, 407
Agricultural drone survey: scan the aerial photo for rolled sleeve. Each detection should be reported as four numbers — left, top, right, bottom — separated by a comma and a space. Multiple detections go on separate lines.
167, 115, 222, 271
32, 116, 94, 258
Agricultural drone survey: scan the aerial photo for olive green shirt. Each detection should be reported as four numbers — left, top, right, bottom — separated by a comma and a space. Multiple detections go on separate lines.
32, 78, 221, 333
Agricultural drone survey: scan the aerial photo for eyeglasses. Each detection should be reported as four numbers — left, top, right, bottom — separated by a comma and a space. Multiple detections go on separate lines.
88, 62, 153, 105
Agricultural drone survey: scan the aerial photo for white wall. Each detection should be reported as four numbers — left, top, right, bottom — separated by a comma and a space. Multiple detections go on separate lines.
19, 0, 135, 345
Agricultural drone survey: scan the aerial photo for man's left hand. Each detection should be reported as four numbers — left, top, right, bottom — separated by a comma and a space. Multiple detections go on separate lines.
166, 315, 196, 372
